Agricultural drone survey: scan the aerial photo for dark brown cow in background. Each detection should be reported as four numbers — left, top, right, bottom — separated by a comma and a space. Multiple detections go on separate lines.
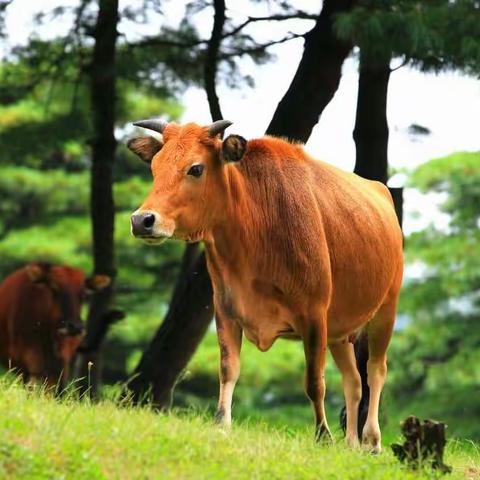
128, 120, 403, 453
0, 262, 109, 387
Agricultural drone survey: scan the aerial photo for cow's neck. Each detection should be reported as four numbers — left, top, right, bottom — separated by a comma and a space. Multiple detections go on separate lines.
206, 161, 294, 281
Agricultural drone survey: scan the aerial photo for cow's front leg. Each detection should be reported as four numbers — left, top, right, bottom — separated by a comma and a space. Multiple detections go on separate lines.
303, 316, 332, 442
214, 310, 242, 427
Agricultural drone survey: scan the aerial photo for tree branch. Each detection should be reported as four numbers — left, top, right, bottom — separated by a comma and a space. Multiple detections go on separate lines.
204, 0, 226, 121
390, 56, 410, 72
127, 37, 204, 49
220, 32, 305, 59
222, 11, 317, 39
127, 11, 316, 51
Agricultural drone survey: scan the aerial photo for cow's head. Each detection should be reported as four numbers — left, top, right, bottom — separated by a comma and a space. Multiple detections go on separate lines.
128, 120, 246, 244
25, 263, 111, 365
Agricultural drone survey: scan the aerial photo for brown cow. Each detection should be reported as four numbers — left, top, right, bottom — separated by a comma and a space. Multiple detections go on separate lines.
0, 262, 109, 388
128, 120, 403, 452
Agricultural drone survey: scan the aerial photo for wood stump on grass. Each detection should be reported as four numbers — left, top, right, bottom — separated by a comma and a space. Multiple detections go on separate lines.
391, 416, 451, 474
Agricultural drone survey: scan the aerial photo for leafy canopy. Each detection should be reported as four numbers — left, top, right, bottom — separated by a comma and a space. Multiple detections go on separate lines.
335, 0, 480, 72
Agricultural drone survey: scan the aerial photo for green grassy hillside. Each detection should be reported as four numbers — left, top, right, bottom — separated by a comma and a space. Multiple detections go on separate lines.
0, 378, 478, 479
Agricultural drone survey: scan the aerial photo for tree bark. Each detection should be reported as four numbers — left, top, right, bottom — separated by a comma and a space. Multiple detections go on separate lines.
77, 0, 118, 397
204, 0, 225, 122
352, 51, 404, 222
129, 0, 356, 407
353, 52, 391, 184
266, 0, 355, 141
128, 245, 214, 406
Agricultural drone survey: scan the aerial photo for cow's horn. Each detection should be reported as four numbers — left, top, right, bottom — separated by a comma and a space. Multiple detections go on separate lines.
208, 120, 233, 137
133, 118, 167, 134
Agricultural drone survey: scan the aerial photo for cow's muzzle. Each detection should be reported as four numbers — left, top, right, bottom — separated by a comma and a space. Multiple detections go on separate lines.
131, 212, 156, 237
130, 210, 171, 244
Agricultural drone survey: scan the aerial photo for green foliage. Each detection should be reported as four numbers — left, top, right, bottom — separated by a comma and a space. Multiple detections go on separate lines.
404, 152, 480, 299
0, 167, 88, 234
0, 164, 183, 282
335, 1, 480, 73
0, 165, 158, 239
392, 151, 480, 435
0, 28, 186, 170
410, 152, 480, 230
0, 378, 478, 479
336, 1, 433, 62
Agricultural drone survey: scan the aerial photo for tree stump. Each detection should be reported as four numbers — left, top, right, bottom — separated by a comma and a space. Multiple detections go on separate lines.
391, 416, 452, 473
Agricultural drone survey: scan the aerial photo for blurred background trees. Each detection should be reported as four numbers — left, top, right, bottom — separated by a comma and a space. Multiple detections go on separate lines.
390, 151, 480, 439
0, 0, 479, 439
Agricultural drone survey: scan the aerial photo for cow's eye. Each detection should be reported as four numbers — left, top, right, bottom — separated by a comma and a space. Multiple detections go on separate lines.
187, 164, 204, 178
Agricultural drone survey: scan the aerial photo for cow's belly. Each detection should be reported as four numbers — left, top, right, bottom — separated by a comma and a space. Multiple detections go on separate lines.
219, 282, 300, 352
241, 308, 300, 352
215, 246, 397, 351
232, 304, 376, 352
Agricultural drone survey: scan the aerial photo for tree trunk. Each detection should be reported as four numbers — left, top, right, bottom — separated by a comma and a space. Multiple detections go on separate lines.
128, 245, 214, 406
204, 0, 225, 122
129, 0, 356, 407
77, 0, 118, 397
352, 51, 404, 222
353, 52, 391, 184
266, 0, 355, 141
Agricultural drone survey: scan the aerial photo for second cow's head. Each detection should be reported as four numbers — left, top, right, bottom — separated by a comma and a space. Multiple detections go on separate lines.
26, 262, 111, 363
128, 120, 246, 244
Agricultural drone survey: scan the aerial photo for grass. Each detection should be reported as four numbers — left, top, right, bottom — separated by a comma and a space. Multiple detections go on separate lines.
0, 377, 479, 479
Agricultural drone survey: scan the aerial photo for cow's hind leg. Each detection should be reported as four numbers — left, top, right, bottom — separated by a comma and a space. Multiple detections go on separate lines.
330, 339, 362, 448
362, 298, 397, 453
303, 313, 332, 442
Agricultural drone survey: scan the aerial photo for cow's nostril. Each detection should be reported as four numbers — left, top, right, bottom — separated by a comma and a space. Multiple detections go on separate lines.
143, 214, 155, 229
131, 212, 157, 237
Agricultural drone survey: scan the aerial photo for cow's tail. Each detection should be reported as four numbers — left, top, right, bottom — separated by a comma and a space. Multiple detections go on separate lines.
339, 331, 370, 438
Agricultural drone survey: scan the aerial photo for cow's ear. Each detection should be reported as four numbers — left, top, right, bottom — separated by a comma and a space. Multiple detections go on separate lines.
127, 136, 163, 163
85, 274, 112, 293
26, 263, 49, 283
221, 134, 247, 163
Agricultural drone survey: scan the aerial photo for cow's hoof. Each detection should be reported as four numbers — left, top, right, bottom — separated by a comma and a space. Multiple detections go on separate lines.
362, 424, 382, 453
346, 435, 360, 449
214, 408, 231, 429
362, 435, 382, 454
364, 443, 382, 455
315, 424, 333, 444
